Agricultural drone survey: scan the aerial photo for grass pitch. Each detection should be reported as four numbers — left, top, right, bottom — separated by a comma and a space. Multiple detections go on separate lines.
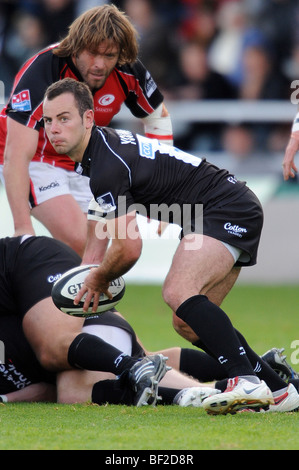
0, 284, 298, 451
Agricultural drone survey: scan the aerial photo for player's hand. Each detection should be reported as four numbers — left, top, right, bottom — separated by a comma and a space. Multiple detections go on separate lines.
282, 135, 299, 180
74, 267, 112, 313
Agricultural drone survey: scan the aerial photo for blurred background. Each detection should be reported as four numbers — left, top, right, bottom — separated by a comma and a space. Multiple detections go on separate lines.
1, 0, 299, 284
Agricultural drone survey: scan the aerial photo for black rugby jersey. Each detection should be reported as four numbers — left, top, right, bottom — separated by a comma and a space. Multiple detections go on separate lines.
77, 126, 248, 224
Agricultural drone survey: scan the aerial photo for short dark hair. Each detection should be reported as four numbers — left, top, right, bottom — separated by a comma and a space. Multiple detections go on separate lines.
44, 78, 94, 118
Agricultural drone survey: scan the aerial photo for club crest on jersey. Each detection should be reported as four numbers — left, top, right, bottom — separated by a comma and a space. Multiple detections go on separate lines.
98, 94, 115, 106
96, 192, 116, 212
11, 90, 31, 111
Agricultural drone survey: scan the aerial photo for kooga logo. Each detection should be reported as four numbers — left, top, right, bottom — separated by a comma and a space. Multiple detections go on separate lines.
224, 222, 247, 238
39, 181, 59, 192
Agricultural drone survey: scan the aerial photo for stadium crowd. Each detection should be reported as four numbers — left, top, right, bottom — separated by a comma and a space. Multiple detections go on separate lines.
0, 0, 298, 158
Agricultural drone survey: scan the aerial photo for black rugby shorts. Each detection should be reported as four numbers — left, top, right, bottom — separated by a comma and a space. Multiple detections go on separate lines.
181, 188, 263, 267
2, 236, 81, 318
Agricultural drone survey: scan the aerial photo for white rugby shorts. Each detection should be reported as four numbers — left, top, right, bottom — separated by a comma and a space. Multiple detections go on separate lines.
0, 162, 92, 213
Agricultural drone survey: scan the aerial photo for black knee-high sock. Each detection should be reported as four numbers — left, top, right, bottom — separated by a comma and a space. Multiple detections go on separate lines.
68, 333, 138, 375
180, 339, 287, 392
234, 330, 287, 391
176, 295, 255, 378
92, 380, 179, 406
180, 348, 227, 382
92, 379, 134, 405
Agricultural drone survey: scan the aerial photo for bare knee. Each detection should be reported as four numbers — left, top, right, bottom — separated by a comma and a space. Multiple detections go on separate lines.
34, 340, 72, 372
23, 298, 85, 371
172, 313, 199, 343
162, 281, 182, 312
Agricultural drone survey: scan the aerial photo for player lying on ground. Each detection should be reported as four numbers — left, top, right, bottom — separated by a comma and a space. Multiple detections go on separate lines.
0, 235, 171, 407
0, 310, 218, 408
0, 308, 298, 412
42, 78, 298, 414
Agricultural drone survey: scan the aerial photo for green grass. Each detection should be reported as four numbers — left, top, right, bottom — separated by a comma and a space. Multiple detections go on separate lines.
0, 403, 298, 450
0, 284, 298, 450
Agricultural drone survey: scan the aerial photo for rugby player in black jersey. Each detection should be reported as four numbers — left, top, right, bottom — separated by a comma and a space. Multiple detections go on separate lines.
41, 78, 299, 414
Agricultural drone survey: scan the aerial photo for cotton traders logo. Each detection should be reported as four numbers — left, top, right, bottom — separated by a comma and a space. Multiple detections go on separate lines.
224, 222, 247, 238
98, 94, 115, 106
47, 273, 62, 283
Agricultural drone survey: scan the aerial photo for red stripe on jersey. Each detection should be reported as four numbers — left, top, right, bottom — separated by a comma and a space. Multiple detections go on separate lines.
26, 101, 43, 129
145, 133, 174, 140
9, 44, 58, 102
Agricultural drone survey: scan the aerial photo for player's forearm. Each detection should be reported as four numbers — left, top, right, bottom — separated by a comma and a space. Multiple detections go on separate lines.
100, 237, 141, 281
4, 118, 39, 234
3, 159, 34, 234
97, 213, 142, 281
1, 383, 56, 403
81, 219, 110, 265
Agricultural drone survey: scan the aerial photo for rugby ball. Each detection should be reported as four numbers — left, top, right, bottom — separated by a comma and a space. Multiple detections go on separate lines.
51, 265, 125, 317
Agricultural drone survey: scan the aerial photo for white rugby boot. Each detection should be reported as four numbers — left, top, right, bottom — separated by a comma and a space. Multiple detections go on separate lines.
268, 384, 299, 412
174, 387, 221, 407
202, 376, 274, 415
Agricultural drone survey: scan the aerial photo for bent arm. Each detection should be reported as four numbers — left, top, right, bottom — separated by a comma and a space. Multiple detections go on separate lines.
1, 382, 56, 403
76, 212, 142, 313
3, 118, 39, 236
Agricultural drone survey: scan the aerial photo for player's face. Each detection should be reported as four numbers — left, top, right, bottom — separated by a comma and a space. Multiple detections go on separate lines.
72, 41, 120, 91
43, 93, 93, 161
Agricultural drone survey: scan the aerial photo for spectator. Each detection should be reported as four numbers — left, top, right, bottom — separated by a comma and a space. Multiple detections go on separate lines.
168, 40, 237, 100
37, 0, 77, 44
208, 1, 268, 87
166, 40, 236, 152
238, 45, 290, 100
178, 0, 218, 46
252, 0, 298, 77
4, 12, 46, 73
121, 0, 179, 90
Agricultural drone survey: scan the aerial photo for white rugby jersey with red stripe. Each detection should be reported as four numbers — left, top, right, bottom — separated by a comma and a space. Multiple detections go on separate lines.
0, 44, 165, 170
